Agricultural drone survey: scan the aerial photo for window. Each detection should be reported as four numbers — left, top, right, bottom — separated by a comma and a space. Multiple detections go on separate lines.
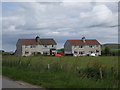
25, 51, 29, 54
37, 52, 41, 54
31, 52, 36, 55
30, 45, 36, 48
79, 45, 83, 48
89, 45, 94, 48
89, 51, 94, 54
44, 45, 47, 47
74, 45, 77, 48
96, 50, 99, 53
96, 45, 99, 47
25, 45, 29, 48
74, 51, 77, 54
52, 52, 56, 55
52, 45, 54, 47
79, 51, 84, 54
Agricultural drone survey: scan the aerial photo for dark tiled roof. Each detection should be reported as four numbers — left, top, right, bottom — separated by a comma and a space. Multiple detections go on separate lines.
39, 39, 57, 45
18, 39, 57, 45
67, 39, 100, 45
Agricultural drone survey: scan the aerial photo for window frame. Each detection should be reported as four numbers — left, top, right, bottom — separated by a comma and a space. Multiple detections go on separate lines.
79, 45, 83, 48
25, 45, 29, 48
74, 51, 78, 54
96, 45, 99, 47
30, 45, 36, 48
52, 45, 54, 47
25, 51, 29, 54
89, 45, 94, 48
44, 45, 47, 48
79, 51, 84, 54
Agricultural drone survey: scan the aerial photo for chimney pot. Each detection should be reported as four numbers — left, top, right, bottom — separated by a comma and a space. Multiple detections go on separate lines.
35, 36, 40, 42
82, 37, 86, 43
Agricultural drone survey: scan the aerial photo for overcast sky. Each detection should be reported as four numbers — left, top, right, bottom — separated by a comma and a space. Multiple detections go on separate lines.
2, 1, 119, 51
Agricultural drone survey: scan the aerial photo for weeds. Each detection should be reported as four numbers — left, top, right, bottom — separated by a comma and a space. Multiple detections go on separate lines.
2, 56, 119, 88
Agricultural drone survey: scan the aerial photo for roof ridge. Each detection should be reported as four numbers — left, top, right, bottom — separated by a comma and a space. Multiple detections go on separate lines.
68, 39, 97, 40
19, 38, 54, 40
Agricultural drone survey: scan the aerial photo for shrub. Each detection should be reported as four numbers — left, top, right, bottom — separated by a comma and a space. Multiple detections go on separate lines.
84, 62, 104, 79
2, 52, 11, 56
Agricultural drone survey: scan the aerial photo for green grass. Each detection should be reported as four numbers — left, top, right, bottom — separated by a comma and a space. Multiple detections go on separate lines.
2, 56, 119, 88
111, 49, 120, 52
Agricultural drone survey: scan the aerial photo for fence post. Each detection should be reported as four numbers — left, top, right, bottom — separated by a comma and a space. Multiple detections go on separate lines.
99, 68, 103, 79
61, 65, 62, 69
47, 64, 50, 69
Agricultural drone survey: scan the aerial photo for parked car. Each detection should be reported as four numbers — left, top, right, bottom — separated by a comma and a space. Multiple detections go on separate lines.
55, 54, 62, 57
90, 53, 96, 56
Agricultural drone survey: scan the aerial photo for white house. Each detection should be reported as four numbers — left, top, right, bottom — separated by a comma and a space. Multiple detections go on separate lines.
15, 36, 57, 56
64, 37, 101, 56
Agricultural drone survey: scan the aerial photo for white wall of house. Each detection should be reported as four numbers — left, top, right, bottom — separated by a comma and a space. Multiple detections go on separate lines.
71, 45, 101, 56
64, 43, 101, 56
22, 44, 57, 56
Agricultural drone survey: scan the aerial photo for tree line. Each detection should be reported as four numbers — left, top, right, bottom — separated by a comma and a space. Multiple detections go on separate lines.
102, 47, 120, 56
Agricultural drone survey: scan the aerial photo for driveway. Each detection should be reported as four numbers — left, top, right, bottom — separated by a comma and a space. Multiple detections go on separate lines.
2, 76, 43, 89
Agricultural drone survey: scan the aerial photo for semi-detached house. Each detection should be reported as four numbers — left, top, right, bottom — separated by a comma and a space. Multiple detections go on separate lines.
64, 37, 101, 56
15, 36, 57, 56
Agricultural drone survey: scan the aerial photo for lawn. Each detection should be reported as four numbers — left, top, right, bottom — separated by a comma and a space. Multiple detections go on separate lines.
2, 55, 119, 88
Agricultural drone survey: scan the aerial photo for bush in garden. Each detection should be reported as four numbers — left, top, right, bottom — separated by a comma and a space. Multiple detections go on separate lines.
84, 62, 105, 79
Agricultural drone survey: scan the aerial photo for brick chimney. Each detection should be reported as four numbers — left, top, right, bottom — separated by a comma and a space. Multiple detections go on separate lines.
35, 36, 40, 42
82, 37, 86, 43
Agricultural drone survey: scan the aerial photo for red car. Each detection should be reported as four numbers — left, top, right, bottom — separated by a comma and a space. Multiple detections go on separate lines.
55, 54, 62, 57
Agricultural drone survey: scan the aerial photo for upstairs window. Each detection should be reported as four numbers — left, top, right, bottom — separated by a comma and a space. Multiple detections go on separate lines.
89, 45, 94, 48
30, 45, 36, 48
52, 45, 54, 47
25, 45, 29, 48
44, 45, 47, 48
96, 45, 99, 47
74, 45, 77, 48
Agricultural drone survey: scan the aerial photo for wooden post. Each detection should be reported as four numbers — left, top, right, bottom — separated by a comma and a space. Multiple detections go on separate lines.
47, 64, 50, 69
99, 68, 103, 79
61, 65, 62, 69
28, 63, 31, 66
19, 61, 21, 65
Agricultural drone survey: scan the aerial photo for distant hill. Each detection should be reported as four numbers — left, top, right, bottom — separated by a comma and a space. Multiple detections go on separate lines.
102, 43, 120, 49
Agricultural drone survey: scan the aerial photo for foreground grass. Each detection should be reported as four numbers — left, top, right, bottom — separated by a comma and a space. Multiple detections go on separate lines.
2, 56, 119, 88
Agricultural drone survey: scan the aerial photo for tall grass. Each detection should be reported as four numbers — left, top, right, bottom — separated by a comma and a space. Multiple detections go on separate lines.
2, 56, 119, 88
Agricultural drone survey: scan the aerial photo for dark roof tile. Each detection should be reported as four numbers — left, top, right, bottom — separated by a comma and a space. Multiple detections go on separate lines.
18, 39, 57, 45
67, 39, 100, 45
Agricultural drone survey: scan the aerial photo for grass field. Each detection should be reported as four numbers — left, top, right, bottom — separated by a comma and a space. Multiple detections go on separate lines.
2, 56, 119, 88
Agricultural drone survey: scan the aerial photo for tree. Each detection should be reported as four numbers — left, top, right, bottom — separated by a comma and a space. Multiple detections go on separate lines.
57, 48, 64, 52
104, 47, 110, 56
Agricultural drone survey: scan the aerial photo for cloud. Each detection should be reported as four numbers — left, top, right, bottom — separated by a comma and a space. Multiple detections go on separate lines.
79, 4, 118, 27
2, 2, 118, 51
